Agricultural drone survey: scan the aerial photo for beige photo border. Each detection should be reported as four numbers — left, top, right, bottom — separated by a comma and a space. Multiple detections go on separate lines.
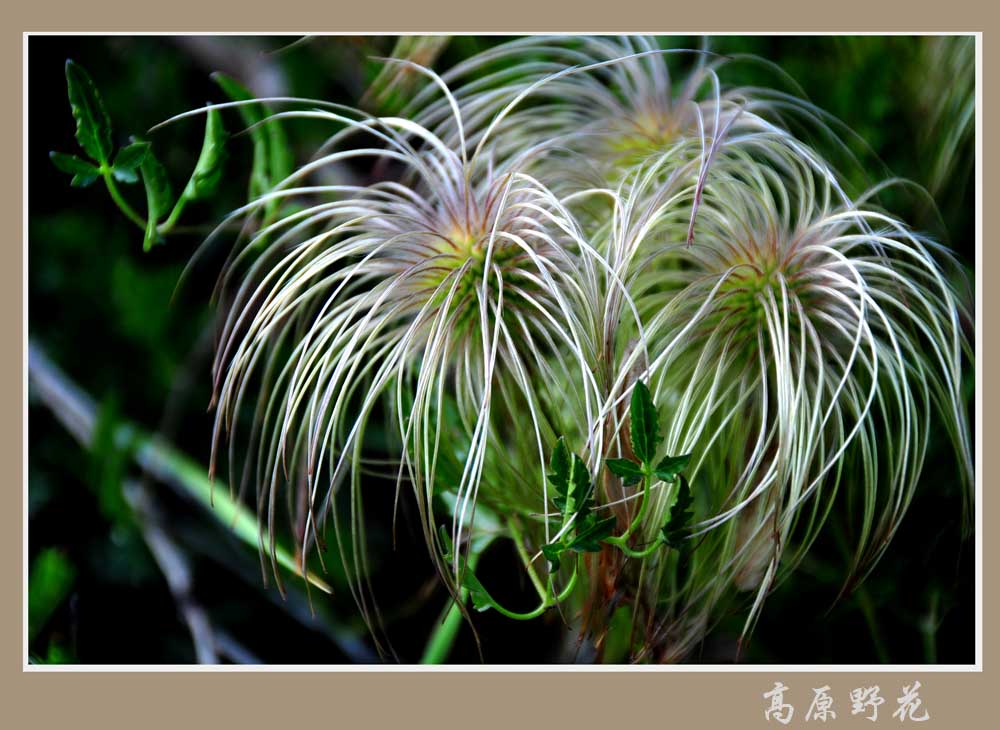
4, 3, 993, 727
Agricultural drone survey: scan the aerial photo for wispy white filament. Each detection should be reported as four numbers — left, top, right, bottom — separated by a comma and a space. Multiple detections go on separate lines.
201, 36, 973, 661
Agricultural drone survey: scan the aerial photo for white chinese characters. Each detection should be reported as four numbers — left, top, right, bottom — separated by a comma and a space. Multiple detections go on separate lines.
764, 681, 930, 723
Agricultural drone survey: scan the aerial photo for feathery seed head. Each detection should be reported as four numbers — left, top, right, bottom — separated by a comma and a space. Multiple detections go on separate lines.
198, 37, 973, 662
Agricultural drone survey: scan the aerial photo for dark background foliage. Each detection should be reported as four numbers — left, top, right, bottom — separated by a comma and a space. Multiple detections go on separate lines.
28, 35, 975, 664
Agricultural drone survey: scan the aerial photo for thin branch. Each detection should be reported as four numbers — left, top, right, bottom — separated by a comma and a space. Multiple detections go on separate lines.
123, 479, 219, 664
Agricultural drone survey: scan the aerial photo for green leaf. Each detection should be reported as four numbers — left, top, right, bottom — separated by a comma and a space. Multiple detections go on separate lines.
630, 381, 660, 465
266, 109, 293, 186
464, 570, 496, 613
212, 73, 266, 187
654, 453, 691, 483
661, 474, 695, 549
548, 436, 571, 494
64, 60, 112, 165
556, 453, 593, 519
111, 142, 150, 183
541, 542, 564, 573
362, 36, 451, 115
438, 523, 454, 557
212, 72, 289, 219
550, 440, 594, 519
567, 514, 617, 553
212, 73, 265, 127
138, 146, 173, 251
70, 173, 100, 187
111, 168, 139, 184
50, 151, 101, 187
113, 142, 150, 169
28, 549, 75, 643
606, 457, 644, 485
182, 107, 228, 201
50, 151, 99, 176
438, 523, 497, 612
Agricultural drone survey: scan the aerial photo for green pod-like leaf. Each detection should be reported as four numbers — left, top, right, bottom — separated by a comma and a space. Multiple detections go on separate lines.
265, 108, 292, 186
212, 73, 291, 221
212, 73, 272, 197
182, 107, 228, 201
138, 146, 173, 251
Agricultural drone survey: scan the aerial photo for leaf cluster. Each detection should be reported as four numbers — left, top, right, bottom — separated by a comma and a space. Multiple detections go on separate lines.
50, 60, 230, 251
541, 438, 616, 571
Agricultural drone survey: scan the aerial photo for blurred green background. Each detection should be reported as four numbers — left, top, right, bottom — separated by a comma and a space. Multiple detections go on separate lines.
28, 35, 975, 664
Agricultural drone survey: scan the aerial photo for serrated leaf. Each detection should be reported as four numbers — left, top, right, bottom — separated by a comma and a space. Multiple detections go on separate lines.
661, 474, 694, 549
111, 142, 150, 184
139, 147, 173, 251
606, 457, 644, 485
70, 172, 100, 187
630, 381, 660, 465
50, 151, 100, 177
654, 453, 691, 483
567, 514, 617, 553
64, 60, 112, 165
541, 542, 564, 573
438, 523, 496, 612
548, 437, 571, 497
567, 454, 593, 518
458, 561, 497, 613
182, 107, 227, 201
113, 142, 150, 170
49, 150, 101, 186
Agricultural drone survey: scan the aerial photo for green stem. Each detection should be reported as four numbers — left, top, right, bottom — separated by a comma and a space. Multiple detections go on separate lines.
509, 515, 548, 601
421, 549, 483, 664
422, 514, 573, 663
490, 569, 578, 621
157, 194, 189, 236
102, 170, 147, 231
605, 473, 655, 549
614, 536, 664, 559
